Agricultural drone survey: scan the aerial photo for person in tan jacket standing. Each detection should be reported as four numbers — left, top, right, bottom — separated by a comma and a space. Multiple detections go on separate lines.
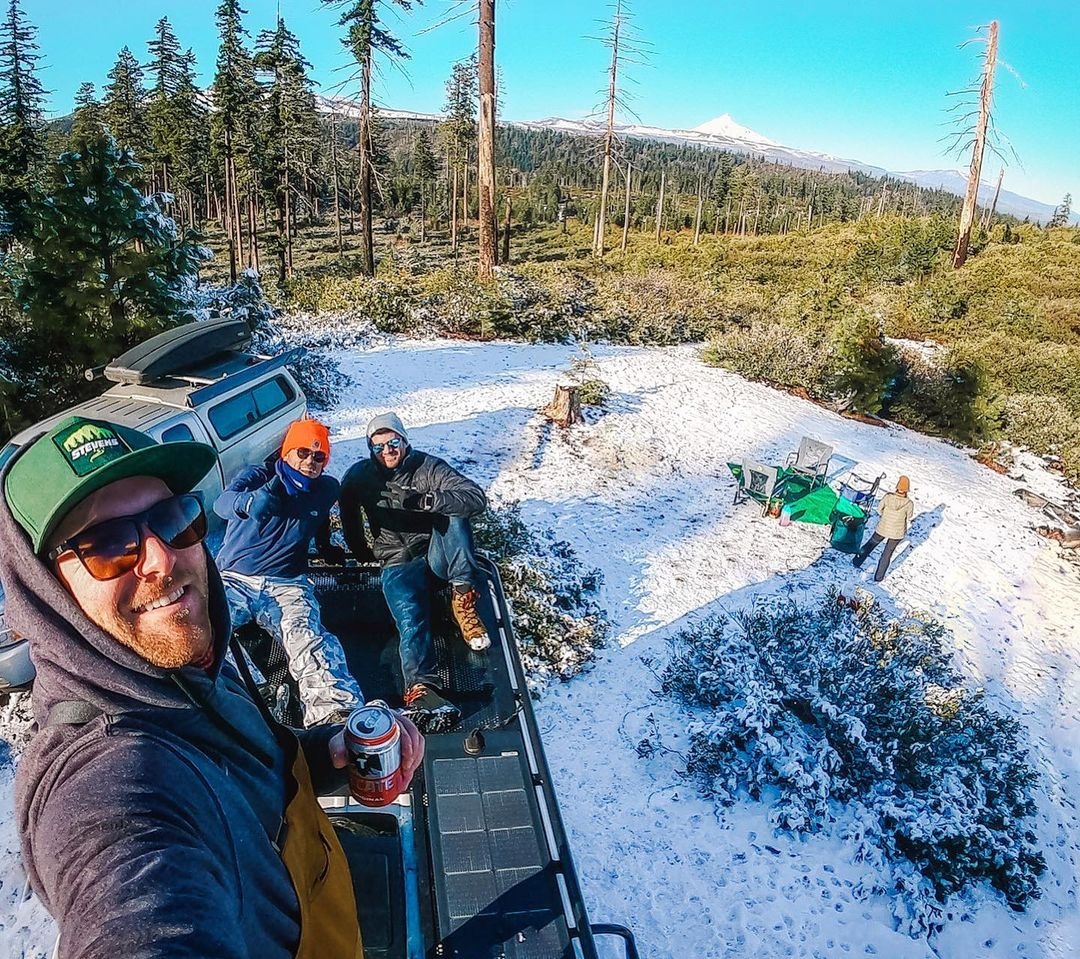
853, 475, 914, 582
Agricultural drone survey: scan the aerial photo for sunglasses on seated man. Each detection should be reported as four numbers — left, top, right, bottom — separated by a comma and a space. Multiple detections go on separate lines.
47, 493, 208, 582
294, 447, 328, 464
369, 437, 404, 455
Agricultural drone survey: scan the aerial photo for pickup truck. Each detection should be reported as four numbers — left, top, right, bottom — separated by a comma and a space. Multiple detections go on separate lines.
0, 316, 307, 690
0, 320, 641, 958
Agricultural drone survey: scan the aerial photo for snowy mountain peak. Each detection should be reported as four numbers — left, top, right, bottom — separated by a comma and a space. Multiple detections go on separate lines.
693, 114, 774, 145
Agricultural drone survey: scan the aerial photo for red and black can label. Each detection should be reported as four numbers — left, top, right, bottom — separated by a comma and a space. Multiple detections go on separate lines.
345, 703, 403, 807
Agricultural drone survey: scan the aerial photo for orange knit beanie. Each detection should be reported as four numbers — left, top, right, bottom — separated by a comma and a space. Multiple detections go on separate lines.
281, 418, 331, 462
896, 475, 910, 494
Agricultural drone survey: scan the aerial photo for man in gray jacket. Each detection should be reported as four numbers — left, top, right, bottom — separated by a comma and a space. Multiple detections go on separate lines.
339, 412, 491, 731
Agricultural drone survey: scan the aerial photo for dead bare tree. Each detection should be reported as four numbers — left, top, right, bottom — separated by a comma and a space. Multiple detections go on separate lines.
589, 1, 648, 257
693, 174, 704, 245
981, 168, 1004, 230
945, 20, 1006, 268
655, 170, 665, 244
476, 0, 497, 279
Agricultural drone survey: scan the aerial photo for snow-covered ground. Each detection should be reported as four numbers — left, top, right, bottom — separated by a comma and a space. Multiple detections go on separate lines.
2, 339, 1078, 958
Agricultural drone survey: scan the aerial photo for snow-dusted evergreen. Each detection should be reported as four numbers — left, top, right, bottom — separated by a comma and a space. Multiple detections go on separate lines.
474, 503, 608, 689
658, 591, 1045, 936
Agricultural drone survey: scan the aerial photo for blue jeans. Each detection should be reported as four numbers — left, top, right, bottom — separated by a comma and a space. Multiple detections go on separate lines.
381, 516, 484, 688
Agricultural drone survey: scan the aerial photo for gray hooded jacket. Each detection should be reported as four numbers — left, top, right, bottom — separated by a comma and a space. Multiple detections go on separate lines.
0, 452, 343, 959
339, 447, 486, 567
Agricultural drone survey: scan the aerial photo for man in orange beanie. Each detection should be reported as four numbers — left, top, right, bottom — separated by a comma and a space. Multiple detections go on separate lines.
214, 417, 363, 725
852, 474, 914, 582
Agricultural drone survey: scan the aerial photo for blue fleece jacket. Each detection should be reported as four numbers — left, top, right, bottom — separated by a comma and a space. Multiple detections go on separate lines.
214, 461, 339, 578
0, 449, 346, 959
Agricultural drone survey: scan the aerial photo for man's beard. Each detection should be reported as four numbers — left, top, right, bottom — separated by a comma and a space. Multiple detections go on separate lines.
99, 563, 213, 669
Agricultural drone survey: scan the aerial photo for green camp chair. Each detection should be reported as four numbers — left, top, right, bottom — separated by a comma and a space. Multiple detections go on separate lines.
733, 459, 785, 516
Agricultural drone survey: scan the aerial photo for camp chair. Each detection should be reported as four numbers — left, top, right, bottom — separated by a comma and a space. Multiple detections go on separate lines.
785, 437, 833, 490
733, 459, 783, 516
838, 471, 885, 507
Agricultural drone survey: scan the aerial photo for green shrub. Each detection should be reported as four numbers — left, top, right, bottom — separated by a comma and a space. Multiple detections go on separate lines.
889, 346, 1000, 444
828, 309, 900, 413
473, 503, 608, 689
1000, 393, 1076, 455
656, 592, 1045, 936
578, 378, 611, 407
593, 266, 726, 344
702, 323, 832, 396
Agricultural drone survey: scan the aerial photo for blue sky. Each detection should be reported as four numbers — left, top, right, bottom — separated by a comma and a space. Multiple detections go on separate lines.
27, 0, 1079, 206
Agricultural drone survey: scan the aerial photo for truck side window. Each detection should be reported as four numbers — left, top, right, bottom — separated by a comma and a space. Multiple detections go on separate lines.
160, 424, 196, 443
0, 442, 18, 472
209, 375, 295, 441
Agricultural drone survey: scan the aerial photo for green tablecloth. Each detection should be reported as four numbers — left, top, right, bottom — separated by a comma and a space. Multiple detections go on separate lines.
727, 462, 866, 526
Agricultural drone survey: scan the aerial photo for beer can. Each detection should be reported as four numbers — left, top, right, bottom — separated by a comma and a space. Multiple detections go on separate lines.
345, 702, 403, 807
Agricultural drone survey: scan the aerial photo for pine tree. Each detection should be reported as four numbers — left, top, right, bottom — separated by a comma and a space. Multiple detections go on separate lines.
69, 82, 105, 147
1048, 192, 1072, 228
411, 129, 436, 243
170, 49, 211, 226
323, 0, 418, 276
4, 139, 208, 423
146, 17, 183, 194
103, 46, 149, 160
255, 15, 320, 285
0, 0, 45, 240
439, 55, 477, 251
476, 0, 496, 277
212, 0, 260, 281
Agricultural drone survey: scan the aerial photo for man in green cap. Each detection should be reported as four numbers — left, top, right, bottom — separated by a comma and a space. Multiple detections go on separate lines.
0, 416, 422, 958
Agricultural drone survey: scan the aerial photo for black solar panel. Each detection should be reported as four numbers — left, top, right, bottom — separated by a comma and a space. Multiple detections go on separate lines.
425, 732, 573, 958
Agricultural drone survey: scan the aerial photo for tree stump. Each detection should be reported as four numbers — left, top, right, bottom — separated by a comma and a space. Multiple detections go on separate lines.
541, 383, 583, 428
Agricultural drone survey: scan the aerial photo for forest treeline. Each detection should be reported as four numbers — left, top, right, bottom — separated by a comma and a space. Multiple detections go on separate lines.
6, 0, 1016, 281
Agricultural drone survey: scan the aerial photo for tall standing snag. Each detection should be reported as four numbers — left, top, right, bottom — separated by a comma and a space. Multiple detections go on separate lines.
476, 0, 497, 280
952, 20, 999, 269
590, 0, 645, 258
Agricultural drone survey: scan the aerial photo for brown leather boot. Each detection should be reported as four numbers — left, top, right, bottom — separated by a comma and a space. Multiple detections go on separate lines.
451, 586, 491, 651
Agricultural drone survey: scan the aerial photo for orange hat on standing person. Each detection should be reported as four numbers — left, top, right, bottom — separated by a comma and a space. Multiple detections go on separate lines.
896, 475, 910, 495
281, 418, 331, 463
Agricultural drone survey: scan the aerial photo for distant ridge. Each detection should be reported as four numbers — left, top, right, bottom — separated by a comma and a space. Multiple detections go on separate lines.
313, 95, 1071, 225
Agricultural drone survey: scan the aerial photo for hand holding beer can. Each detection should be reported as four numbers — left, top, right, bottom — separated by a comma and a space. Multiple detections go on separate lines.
345, 702, 404, 807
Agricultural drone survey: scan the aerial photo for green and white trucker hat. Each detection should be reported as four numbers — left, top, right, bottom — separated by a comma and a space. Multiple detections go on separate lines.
3, 416, 217, 554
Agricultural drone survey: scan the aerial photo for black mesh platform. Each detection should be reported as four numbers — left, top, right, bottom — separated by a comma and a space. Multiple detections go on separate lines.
424, 730, 573, 958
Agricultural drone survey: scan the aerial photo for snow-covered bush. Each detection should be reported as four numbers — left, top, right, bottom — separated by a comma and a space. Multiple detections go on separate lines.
192, 268, 278, 329
702, 323, 833, 396
473, 503, 608, 690
659, 591, 1045, 936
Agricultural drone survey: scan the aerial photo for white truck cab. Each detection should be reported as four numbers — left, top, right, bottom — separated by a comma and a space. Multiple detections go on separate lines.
0, 316, 308, 690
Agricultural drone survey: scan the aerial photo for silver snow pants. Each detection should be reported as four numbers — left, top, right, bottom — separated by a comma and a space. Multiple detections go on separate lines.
222, 570, 363, 726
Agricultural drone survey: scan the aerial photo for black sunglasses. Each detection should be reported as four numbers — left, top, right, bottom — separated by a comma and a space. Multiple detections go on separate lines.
369, 437, 404, 455
47, 493, 207, 582
295, 447, 328, 464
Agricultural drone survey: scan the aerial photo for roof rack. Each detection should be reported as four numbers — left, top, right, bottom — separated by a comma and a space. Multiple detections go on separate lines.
87, 317, 253, 385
